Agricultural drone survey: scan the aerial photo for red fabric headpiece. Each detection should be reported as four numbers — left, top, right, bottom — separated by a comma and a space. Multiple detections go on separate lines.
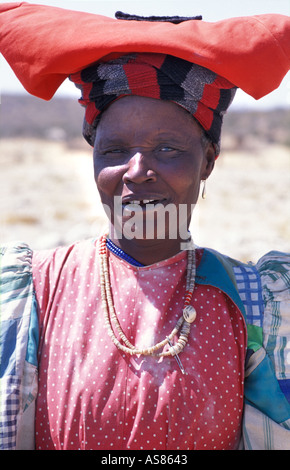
0, 3, 289, 101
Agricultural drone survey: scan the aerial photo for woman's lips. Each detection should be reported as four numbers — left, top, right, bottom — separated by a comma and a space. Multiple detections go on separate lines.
122, 199, 168, 214
123, 198, 165, 205
122, 194, 168, 205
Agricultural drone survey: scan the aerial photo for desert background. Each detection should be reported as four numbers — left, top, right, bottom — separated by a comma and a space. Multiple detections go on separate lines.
0, 93, 289, 263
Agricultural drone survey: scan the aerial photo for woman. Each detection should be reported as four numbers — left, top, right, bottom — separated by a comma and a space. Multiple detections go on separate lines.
0, 4, 290, 450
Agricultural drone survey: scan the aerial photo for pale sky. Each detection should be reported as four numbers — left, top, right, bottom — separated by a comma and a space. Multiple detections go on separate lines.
1, 0, 289, 110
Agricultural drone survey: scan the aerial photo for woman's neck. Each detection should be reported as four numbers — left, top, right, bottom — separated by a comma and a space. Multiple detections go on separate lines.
109, 228, 190, 266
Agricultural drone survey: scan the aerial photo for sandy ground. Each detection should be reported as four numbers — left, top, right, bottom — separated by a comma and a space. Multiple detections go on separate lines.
0, 137, 289, 263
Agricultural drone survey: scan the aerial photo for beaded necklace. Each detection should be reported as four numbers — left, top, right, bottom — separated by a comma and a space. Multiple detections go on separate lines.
106, 237, 144, 267
99, 235, 197, 373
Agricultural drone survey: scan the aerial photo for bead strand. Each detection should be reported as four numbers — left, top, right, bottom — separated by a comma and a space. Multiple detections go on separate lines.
99, 234, 197, 359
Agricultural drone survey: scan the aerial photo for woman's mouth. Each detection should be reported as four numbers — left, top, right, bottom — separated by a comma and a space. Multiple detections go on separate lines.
124, 199, 162, 206
122, 198, 167, 209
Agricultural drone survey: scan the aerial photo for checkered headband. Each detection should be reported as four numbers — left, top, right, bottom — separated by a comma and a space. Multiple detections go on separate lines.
70, 53, 237, 156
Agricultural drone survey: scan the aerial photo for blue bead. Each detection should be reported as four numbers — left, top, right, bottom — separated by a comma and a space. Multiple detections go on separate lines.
106, 239, 144, 267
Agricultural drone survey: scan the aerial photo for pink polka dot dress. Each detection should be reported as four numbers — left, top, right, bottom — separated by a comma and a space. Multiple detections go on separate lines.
32, 238, 247, 450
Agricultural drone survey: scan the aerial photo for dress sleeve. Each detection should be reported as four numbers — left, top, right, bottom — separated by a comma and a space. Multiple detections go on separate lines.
0, 242, 38, 450
32, 242, 77, 331
242, 251, 290, 449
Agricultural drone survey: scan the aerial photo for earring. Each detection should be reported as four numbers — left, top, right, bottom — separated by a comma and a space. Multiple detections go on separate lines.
201, 180, 207, 200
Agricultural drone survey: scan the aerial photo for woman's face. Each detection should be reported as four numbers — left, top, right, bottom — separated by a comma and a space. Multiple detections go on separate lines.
93, 95, 215, 242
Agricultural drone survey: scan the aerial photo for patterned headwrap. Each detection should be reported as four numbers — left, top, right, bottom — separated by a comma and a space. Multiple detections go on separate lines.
70, 52, 237, 157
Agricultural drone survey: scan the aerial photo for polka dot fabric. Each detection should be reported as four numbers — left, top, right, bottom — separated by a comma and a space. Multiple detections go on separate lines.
32, 239, 247, 450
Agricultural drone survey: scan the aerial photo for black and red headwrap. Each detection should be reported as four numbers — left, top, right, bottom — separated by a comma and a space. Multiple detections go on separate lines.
70, 52, 236, 157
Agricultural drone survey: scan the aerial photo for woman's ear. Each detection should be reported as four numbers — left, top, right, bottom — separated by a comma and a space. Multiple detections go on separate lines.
202, 142, 216, 180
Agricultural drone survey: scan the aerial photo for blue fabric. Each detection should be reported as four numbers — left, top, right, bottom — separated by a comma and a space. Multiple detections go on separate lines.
245, 353, 290, 423
0, 319, 18, 377
233, 265, 264, 327
25, 294, 39, 367
279, 379, 290, 405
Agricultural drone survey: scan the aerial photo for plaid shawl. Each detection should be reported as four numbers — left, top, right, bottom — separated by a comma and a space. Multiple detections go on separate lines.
70, 53, 236, 156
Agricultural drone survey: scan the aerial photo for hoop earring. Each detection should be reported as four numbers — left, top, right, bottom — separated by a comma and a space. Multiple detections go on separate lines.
201, 180, 207, 200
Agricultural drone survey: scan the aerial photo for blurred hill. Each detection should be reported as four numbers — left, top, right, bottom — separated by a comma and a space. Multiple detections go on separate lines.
1, 93, 290, 149
0, 94, 86, 146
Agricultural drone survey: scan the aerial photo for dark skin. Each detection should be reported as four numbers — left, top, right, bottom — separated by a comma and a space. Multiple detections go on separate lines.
93, 95, 215, 266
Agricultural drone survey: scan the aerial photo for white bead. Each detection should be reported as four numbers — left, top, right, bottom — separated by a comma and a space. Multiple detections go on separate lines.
169, 346, 176, 356
183, 305, 197, 323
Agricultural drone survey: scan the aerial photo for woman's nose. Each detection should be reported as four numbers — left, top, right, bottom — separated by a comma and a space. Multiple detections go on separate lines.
122, 152, 157, 184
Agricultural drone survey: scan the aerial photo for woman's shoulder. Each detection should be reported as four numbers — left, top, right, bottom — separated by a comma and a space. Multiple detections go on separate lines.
0, 237, 100, 290
202, 247, 290, 328
203, 247, 290, 297
0, 241, 34, 288
256, 250, 290, 295
32, 237, 98, 270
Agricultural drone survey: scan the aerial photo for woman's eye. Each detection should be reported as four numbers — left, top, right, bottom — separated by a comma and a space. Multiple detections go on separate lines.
159, 146, 175, 152
104, 148, 125, 155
